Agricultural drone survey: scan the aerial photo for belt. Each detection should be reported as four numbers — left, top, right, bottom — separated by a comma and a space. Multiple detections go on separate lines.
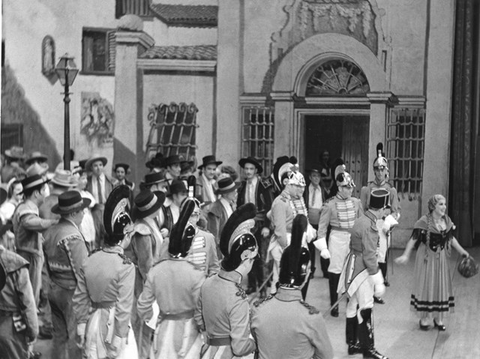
160, 310, 194, 320
331, 227, 351, 233
92, 301, 115, 309
206, 336, 231, 346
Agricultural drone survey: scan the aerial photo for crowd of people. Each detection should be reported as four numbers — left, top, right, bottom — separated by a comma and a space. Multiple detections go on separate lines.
0, 144, 473, 359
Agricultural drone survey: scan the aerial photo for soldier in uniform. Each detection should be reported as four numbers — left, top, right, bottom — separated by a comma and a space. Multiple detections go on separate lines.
360, 143, 400, 299
43, 190, 91, 359
313, 168, 363, 317
251, 215, 333, 359
338, 189, 390, 359
237, 157, 274, 297
268, 160, 316, 296
73, 185, 137, 359
137, 198, 206, 359
194, 203, 258, 359
127, 189, 167, 359
0, 241, 39, 359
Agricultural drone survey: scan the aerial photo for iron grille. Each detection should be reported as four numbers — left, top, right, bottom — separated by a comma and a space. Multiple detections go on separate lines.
386, 108, 425, 200
242, 106, 274, 176
146, 102, 198, 161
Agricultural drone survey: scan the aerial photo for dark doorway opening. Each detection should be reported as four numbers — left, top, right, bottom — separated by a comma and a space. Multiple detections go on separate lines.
304, 114, 369, 198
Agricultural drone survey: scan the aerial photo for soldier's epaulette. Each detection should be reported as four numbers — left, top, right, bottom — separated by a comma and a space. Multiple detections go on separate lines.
253, 294, 274, 307
260, 177, 274, 189
299, 300, 320, 315
235, 283, 248, 300
117, 252, 132, 265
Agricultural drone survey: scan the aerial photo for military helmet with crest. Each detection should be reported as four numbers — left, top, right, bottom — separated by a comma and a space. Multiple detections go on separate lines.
103, 185, 133, 244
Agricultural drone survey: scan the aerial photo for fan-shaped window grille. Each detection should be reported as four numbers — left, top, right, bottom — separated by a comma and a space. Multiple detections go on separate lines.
306, 59, 370, 96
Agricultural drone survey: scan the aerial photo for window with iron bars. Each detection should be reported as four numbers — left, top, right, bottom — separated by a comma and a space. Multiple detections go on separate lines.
386, 108, 425, 200
116, 0, 152, 18
241, 106, 275, 176
146, 102, 198, 161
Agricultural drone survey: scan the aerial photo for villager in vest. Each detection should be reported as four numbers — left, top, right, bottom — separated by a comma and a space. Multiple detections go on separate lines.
43, 191, 90, 359
194, 203, 258, 359
137, 198, 206, 359
251, 215, 333, 359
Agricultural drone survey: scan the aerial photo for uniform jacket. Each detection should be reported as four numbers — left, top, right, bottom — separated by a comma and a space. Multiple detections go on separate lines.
73, 246, 135, 340
0, 245, 38, 339
360, 180, 400, 216
137, 259, 205, 321
43, 218, 89, 290
341, 211, 380, 297
13, 199, 57, 256
194, 269, 256, 357
269, 191, 295, 250
236, 176, 274, 228
316, 195, 363, 241
251, 288, 333, 359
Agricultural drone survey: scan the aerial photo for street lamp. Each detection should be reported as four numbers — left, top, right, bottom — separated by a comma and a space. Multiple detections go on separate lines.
55, 53, 79, 171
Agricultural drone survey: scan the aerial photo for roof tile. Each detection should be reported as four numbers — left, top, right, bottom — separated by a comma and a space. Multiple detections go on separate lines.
150, 4, 218, 27
140, 45, 217, 61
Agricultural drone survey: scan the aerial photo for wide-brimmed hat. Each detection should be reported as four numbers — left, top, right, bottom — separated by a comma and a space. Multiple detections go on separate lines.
51, 190, 91, 215
51, 169, 75, 188
198, 155, 222, 170
239, 157, 263, 174
132, 190, 166, 219
145, 152, 165, 170
4, 146, 25, 161
306, 168, 321, 175
26, 163, 49, 177
85, 154, 108, 171
144, 171, 168, 186
215, 177, 241, 195
165, 155, 189, 167
25, 151, 48, 165
20, 174, 50, 193
168, 179, 188, 196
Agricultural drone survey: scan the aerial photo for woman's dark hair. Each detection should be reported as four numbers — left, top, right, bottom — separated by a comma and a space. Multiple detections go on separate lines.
7, 180, 21, 198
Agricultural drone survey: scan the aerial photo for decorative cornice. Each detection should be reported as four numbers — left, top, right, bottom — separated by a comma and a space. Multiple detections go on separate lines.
115, 31, 155, 49
270, 91, 295, 101
137, 59, 216, 73
366, 91, 396, 104
304, 96, 370, 106
394, 96, 426, 108
240, 94, 268, 105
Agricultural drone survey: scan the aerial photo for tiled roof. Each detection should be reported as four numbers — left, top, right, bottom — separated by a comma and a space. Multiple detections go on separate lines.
150, 4, 218, 27
140, 45, 217, 61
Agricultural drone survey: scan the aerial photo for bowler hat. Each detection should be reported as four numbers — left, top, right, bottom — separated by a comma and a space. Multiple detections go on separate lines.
198, 155, 222, 170
132, 190, 166, 220
215, 177, 241, 195
25, 151, 48, 165
51, 191, 91, 215
85, 154, 108, 171
239, 157, 263, 174
4, 146, 25, 161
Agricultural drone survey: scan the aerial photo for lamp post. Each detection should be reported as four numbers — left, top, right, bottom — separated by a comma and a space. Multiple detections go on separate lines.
55, 53, 79, 171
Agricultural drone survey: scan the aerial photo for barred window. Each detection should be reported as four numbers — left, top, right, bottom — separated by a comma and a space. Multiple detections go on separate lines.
1, 124, 23, 154
146, 102, 198, 161
241, 106, 275, 176
82, 29, 115, 74
116, 0, 152, 18
386, 108, 425, 199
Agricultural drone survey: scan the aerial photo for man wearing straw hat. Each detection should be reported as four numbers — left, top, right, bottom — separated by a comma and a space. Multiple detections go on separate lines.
43, 191, 90, 359
12, 174, 57, 305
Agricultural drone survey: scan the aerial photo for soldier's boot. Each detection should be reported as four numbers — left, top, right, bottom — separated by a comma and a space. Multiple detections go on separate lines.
328, 272, 340, 317
358, 309, 388, 359
379, 261, 389, 286
346, 316, 362, 355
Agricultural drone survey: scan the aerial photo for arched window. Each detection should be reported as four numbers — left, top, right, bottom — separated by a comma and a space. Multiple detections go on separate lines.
305, 59, 370, 96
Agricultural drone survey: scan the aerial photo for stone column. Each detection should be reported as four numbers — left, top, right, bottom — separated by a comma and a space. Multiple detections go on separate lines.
367, 92, 395, 182
271, 92, 295, 159
215, 0, 242, 165
114, 30, 154, 191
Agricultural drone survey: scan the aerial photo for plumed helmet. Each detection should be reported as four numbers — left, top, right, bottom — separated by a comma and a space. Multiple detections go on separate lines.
271, 156, 298, 193
457, 255, 479, 278
373, 143, 388, 169
286, 169, 306, 187
103, 185, 133, 244
335, 167, 355, 188
169, 197, 197, 258
220, 203, 258, 271
279, 215, 310, 287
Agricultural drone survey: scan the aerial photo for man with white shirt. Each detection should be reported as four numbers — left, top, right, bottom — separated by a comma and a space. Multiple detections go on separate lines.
237, 157, 274, 297
208, 177, 240, 258
85, 154, 116, 248
161, 179, 188, 233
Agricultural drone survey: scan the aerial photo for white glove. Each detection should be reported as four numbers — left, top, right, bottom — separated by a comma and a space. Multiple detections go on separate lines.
320, 249, 331, 259
370, 271, 385, 297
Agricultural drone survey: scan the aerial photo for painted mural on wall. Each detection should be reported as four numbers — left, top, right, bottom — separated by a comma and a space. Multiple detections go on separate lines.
80, 92, 114, 146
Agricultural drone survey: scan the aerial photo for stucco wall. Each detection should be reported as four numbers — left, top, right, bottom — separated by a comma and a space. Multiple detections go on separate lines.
3, 0, 118, 170
142, 74, 215, 163
144, 20, 217, 46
